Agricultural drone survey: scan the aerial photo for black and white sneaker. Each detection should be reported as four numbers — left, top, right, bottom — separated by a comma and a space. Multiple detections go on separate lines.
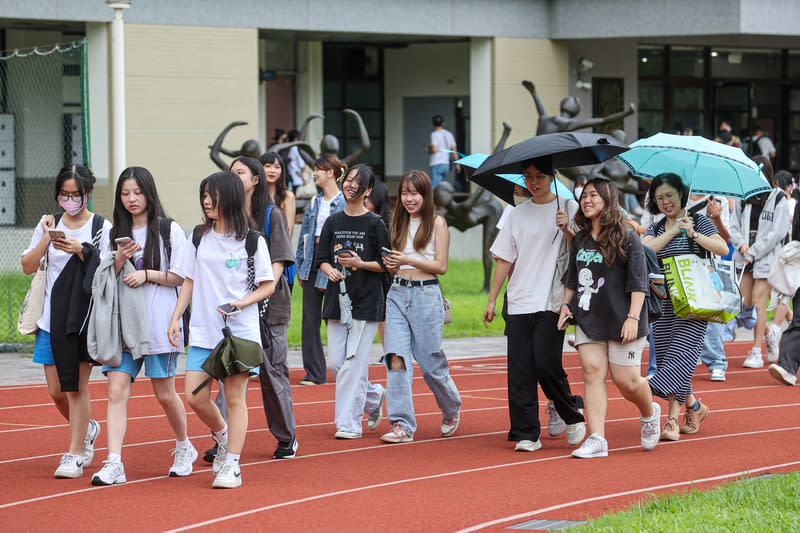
91, 459, 127, 485
273, 437, 298, 459
212, 463, 242, 489
80, 419, 101, 467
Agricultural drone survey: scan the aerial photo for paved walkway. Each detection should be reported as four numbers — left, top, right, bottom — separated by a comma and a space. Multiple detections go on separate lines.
0, 327, 756, 387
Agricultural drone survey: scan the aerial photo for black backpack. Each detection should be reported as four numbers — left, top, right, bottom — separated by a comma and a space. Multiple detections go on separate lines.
158, 218, 191, 347
642, 244, 666, 323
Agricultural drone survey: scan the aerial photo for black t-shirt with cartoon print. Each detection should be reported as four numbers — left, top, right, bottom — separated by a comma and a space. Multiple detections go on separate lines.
314, 210, 390, 322
563, 230, 649, 342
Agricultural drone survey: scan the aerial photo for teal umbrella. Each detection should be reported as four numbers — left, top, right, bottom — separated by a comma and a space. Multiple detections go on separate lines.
615, 133, 771, 200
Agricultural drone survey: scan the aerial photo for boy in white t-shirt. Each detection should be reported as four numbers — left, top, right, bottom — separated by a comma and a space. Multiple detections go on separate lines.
483, 161, 586, 453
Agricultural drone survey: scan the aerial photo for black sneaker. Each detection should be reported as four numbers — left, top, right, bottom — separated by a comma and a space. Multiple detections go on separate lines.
203, 441, 218, 464
273, 437, 298, 459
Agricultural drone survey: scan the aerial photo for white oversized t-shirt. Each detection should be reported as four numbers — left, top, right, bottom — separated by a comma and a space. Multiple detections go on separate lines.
171, 226, 273, 349
490, 197, 578, 315
22, 214, 112, 333
131, 221, 187, 354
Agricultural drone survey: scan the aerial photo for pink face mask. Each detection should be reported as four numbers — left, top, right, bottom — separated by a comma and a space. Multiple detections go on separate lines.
58, 196, 86, 216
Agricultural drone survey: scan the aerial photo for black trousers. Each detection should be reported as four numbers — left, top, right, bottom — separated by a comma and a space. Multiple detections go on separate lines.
506, 311, 584, 442
300, 269, 328, 384
777, 289, 800, 376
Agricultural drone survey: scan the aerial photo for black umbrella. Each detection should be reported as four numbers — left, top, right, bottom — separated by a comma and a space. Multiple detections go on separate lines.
191, 317, 264, 395
471, 132, 629, 198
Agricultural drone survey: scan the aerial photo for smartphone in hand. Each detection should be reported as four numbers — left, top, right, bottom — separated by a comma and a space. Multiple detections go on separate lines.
114, 236, 133, 246
48, 229, 66, 241
381, 247, 392, 254
557, 314, 571, 329
217, 303, 241, 316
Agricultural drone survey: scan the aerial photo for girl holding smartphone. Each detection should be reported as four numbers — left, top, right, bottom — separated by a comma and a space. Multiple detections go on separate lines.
168, 172, 275, 488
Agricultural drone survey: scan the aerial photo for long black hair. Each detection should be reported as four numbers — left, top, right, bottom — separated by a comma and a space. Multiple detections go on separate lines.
111, 166, 167, 270
231, 156, 272, 232
259, 152, 288, 211
54, 164, 96, 209
343, 163, 375, 199
198, 171, 249, 240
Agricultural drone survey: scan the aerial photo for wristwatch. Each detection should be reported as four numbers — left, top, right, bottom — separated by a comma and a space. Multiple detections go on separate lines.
691, 231, 699, 239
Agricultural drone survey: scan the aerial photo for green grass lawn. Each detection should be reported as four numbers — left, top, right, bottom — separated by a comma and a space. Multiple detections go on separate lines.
2, 260, 506, 349
570, 472, 800, 532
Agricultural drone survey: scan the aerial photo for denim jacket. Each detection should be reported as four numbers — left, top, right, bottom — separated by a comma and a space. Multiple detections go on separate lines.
296, 191, 345, 289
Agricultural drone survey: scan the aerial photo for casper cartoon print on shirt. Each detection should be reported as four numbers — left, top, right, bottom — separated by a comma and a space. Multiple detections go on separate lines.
576, 248, 605, 311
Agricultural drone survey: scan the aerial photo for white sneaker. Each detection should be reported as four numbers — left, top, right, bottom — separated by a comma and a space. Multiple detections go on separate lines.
546, 402, 566, 437
743, 349, 764, 368
710, 368, 727, 382
334, 430, 362, 439
565, 409, 586, 445
54, 453, 83, 479
640, 402, 661, 451
768, 364, 797, 386
80, 419, 101, 468
765, 324, 781, 363
212, 463, 242, 489
441, 411, 460, 437
211, 438, 228, 475
380, 423, 413, 443
514, 439, 542, 452
571, 433, 608, 458
91, 459, 126, 485
367, 387, 385, 430
169, 445, 198, 477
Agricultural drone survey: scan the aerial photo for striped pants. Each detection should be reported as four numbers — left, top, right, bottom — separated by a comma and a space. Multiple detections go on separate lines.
649, 299, 707, 404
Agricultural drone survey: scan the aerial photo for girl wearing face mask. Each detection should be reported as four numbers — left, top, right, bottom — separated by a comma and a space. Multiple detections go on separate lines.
21, 165, 112, 479
315, 164, 390, 439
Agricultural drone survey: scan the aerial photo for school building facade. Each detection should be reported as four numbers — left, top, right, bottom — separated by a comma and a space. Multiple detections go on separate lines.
0, 0, 799, 231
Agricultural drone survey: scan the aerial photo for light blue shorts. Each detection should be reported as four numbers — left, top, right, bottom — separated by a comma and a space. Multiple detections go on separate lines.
103, 351, 179, 382
33, 330, 55, 365
186, 346, 213, 372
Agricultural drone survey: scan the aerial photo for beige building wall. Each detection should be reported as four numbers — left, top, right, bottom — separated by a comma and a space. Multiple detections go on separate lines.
93, 24, 259, 228
492, 38, 569, 147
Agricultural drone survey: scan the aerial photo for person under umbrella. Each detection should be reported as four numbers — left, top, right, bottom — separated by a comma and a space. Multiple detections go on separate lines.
483, 158, 586, 452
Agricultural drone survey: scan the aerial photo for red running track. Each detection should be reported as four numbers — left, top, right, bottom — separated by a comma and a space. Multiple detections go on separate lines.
1, 341, 798, 532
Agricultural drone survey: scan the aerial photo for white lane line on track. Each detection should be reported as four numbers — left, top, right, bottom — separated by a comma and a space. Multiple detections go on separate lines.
162, 430, 800, 532
455, 459, 800, 532
3, 423, 799, 513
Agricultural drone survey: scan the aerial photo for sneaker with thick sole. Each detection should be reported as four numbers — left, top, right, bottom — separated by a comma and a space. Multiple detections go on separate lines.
91, 459, 126, 485
441, 410, 460, 437
565, 409, 586, 445
710, 368, 726, 382
640, 402, 661, 451
203, 440, 218, 464
334, 430, 362, 439
211, 438, 228, 475
571, 433, 608, 458
54, 453, 84, 479
298, 379, 317, 386
660, 417, 680, 441
80, 419, 101, 468
514, 439, 542, 452
768, 364, 797, 386
212, 463, 242, 489
743, 349, 764, 369
381, 423, 413, 443
546, 402, 566, 437
169, 445, 198, 477
680, 402, 709, 434
765, 324, 781, 363
367, 387, 385, 430
274, 437, 298, 459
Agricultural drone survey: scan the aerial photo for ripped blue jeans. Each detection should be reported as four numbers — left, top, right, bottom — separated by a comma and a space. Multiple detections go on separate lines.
384, 280, 462, 437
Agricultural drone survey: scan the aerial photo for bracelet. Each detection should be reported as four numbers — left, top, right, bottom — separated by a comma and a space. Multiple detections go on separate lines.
561, 302, 570, 309
627, 313, 639, 321
145, 270, 149, 283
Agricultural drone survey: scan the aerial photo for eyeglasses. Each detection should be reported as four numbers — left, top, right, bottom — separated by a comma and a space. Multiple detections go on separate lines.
655, 191, 678, 204
57, 192, 83, 202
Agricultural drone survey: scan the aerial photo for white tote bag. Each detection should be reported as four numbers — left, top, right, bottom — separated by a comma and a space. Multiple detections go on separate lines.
17, 256, 48, 336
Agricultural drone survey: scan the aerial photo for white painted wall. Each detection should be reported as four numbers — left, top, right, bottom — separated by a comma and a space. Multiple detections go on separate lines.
384, 42, 471, 178
86, 22, 110, 185
470, 38, 493, 155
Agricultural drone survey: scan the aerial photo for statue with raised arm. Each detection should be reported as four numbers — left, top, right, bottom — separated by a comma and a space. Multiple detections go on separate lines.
433, 122, 510, 292
522, 80, 635, 136
209, 121, 263, 171
292, 108, 371, 168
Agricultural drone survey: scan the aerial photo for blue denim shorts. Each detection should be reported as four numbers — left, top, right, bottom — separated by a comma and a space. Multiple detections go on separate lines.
186, 346, 213, 372
33, 330, 55, 365
103, 351, 179, 381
